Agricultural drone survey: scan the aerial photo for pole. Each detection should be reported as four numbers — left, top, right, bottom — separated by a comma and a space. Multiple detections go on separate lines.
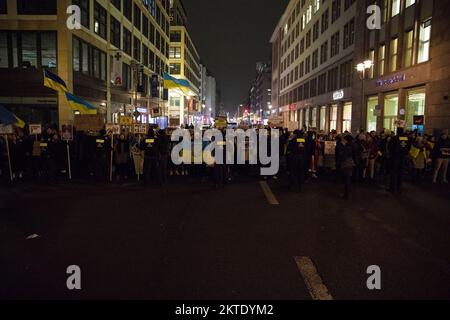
66, 141, 72, 180
137, 134, 141, 182
4, 135, 13, 182
109, 133, 114, 182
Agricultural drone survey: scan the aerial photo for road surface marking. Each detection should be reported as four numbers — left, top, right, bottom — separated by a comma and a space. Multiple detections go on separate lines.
259, 181, 279, 205
294, 256, 334, 300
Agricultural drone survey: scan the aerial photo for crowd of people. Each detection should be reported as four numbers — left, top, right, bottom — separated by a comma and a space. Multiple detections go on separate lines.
0, 124, 449, 199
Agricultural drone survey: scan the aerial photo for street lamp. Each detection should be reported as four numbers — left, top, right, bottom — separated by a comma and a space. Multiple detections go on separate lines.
356, 60, 374, 132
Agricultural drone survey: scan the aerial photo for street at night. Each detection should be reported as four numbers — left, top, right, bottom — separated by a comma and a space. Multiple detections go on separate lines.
1, 0, 450, 312
1, 174, 450, 300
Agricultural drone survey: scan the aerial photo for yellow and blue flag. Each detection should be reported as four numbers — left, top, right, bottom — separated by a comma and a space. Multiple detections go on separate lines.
0, 104, 25, 129
163, 72, 194, 95
65, 92, 97, 115
43, 69, 68, 93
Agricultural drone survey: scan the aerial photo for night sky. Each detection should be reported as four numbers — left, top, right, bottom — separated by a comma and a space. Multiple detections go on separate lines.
184, 0, 289, 113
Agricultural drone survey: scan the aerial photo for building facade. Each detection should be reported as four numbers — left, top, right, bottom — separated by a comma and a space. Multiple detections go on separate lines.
167, 0, 201, 127
0, 0, 171, 126
271, 0, 357, 133
271, 0, 450, 134
353, 0, 450, 135
255, 61, 272, 121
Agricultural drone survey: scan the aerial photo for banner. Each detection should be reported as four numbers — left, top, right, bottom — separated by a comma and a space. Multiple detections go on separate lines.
29, 124, 42, 135
106, 124, 121, 135
74, 114, 104, 133
111, 54, 123, 86
133, 124, 148, 135
324, 141, 336, 155
120, 116, 133, 126
61, 124, 74, 141
151, 75, 159, 98
0, 124, 14, 134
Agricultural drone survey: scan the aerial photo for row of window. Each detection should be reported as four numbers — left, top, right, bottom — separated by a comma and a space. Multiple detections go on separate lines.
280, 19, 354, 91
73, 0, 169, 39
280, 59, 354, 107
0, 31, 57, 69
281, 0, 355, 58
0, 0, 57, 15
73, 37, 107, 81
367, 19, 431, 78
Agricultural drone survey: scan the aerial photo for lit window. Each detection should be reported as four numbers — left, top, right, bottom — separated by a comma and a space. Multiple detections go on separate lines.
404, 30, 413, 68
342, 103, 352, 133
390, 38, 398, 72
418, 19, 431, 63
367, 96, 378, 132
391, 0, 400, 17
378, 45, 385, 76
405, 0, 416, 8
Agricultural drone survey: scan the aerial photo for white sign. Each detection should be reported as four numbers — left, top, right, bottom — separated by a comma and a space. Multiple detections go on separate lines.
0, 125, 13, 134
111, 53, 123, 86
105, 124, 121, 135
29, 124, 42, 135
333, 89, 345, 101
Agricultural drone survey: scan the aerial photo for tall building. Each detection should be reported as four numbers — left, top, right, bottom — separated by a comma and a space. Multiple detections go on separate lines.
255, 61, 272, 121
167, 0, 201, 127
271, 0, 450, 134
0, 0, 171, 126
353, 0, 450, 134
199, 63, 216, 121
271, 0, 357, 132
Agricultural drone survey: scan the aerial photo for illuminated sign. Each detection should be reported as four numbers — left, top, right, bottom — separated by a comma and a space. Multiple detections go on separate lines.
376, 74, 406, 87
333, 89, 344, 101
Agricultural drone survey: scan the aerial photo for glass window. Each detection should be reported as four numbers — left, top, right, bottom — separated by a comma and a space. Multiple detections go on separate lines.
406, 88, 426, 130
330, 105, 338, 131
384, 94, 399, 132
0, 0, 7, 14
320, 106, 326, 131
369, 49, 375, 78
94, 1, 107, 39
169, 47, 181, 59
110, 15, 121, 48
404, 30, 413, 68
305, 108, 310, 129
82, 42, 89, 74
367, 96, 378, 132
73, 38, 80, 71
73, 0, 90, 28
21, 33, 38, 68
391, 0, 400, 17
17, 0, 56, 14
406, 0, 416, 8
418, 19, 431, 63
170, 63, 181, 75
41, 32, 56, 68
343, 103, 352, 133
390, 38, 398, 72
311, 107, 317, 128
0, 32, 8, 68
378, 45, 385, 76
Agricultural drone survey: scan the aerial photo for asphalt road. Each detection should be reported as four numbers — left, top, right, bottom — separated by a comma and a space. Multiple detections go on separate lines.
1, 172, 450, 300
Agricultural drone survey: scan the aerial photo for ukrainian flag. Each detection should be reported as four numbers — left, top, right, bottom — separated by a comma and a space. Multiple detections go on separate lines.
43, 69, 68, 93
65, 92, 97, 115
0, 104, 25, 128
163, 72, 194, 95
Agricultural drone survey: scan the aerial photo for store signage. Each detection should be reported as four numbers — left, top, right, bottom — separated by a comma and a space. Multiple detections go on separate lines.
413, 115, 425, 125
333, 89, 344, 101
376, 74, 406, 87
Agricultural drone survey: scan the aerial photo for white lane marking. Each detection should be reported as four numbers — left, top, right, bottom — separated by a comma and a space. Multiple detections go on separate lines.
294, 256, 334, 300
259, 181, 279, 205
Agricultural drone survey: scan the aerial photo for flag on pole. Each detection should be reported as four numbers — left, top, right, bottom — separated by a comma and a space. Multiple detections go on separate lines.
65, 92, 97, 115
0, 104, 25, 128
163, 72, 194, 95
43, 69, 68, 93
